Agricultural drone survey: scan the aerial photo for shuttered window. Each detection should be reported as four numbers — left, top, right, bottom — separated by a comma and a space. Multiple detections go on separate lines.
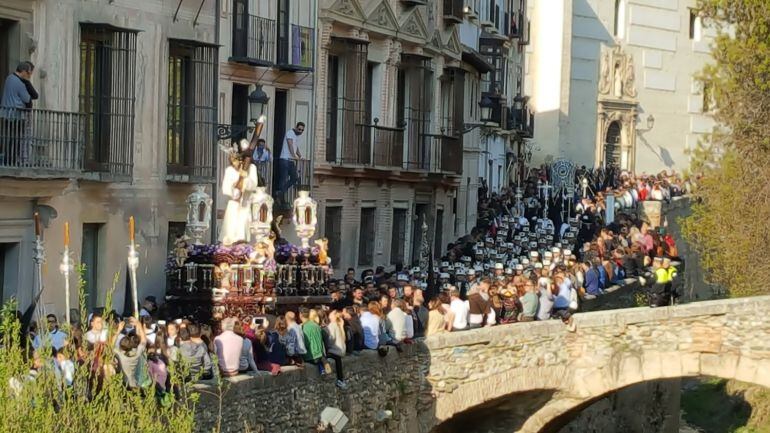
167, 39, 218, 182
325, 206, 342, 268
391, 208, 407, 265
358, 208, 376, 266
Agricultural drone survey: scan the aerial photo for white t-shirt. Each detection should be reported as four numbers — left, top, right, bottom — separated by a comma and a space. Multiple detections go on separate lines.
280, 129, 300, 160
449, 298, 470, 330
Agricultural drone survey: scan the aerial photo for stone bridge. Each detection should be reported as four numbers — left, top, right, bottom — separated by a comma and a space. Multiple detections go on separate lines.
195, 296, 770, 433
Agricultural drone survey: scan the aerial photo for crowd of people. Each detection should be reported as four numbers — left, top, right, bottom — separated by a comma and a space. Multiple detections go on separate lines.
12, 166, 687, 398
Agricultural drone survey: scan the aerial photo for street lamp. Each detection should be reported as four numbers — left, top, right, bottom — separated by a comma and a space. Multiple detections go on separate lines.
513, 94, 524, 111
646, 114, 655, 130
219, 84, 270, 141
249, 85, 270, 121
479, 95, 494, 122
637, 113, 655, 132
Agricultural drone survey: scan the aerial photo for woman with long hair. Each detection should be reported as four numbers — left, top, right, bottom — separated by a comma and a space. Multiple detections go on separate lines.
267, 316, 289, 366
425, 298, 447, 336
323, 310, 348, 389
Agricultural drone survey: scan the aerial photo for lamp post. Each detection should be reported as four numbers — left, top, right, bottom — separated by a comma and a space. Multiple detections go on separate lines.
461, 96, 497, 134
479, 95, 494, 123
217, 84, 271, 141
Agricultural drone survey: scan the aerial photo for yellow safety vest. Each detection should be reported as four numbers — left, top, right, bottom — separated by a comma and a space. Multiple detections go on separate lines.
655, 267, 670, 283
667, 266, 677, 281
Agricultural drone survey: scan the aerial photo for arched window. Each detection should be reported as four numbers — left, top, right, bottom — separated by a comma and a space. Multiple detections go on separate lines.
605, 121, 622, 169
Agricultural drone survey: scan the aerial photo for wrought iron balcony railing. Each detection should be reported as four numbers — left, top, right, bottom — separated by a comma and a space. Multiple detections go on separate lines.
231, 13, 276, 65
0, 107, 85, 178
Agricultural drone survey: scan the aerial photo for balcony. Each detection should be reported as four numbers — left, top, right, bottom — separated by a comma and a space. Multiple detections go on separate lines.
277, 24, 314, 72
440, 135, 462, 174
0, 108, 85, 179
518, 15, 531, 45
508, 104, 535, 138
401, 0, 428, 6
443, 0, 464, 24
405, 134, 459, 174
369, 123, 405, 168
231, 13, 276, 66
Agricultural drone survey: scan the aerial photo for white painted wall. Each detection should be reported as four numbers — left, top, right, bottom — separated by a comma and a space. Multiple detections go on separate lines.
527, 0, 714, 173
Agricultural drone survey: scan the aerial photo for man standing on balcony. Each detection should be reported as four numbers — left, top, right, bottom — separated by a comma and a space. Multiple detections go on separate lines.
276, 122, 305, 209
1, 61, 37, 166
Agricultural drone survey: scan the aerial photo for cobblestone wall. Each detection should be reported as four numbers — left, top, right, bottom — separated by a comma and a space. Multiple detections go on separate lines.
193, 345, 432, 433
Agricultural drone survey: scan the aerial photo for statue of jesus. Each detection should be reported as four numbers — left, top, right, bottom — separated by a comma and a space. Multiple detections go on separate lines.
219, 150, 258, 245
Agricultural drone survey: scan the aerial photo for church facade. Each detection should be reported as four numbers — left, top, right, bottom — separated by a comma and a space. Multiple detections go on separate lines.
525, 0, 715, 174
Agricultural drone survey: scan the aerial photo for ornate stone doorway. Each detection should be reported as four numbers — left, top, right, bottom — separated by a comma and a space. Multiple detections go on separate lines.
595, 44, 638, 171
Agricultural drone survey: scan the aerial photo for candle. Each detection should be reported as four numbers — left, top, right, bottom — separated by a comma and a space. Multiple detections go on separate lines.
34, 212, 41, 237
129, 216, 135, 242
64, 222, 70, 247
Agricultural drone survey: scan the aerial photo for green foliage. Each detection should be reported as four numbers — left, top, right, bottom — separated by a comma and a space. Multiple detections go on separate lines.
681, 379, 770, 433
683, 1, 770, 297
0, 273, 199, 433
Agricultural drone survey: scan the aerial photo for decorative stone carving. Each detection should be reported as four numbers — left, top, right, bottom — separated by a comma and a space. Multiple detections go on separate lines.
329, 0, 365, 22
399, 8, 428, 40
624, 56, 638, 98
368, 1, 398, 32
599, 51, 612, 94
598, 44, 637, 100
332, 0, 355, 16
443, 28, 462, 57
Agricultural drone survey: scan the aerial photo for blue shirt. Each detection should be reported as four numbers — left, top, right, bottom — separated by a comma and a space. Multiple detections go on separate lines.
597, 265, 608, 289
359, 311, 381, 350
252, 146, 270, 163
1, 74, 31, 115
33, 328, 68, 351
585, 267, 601, 295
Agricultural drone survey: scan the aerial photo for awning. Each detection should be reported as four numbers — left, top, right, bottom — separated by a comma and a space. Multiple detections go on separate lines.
461, 45, 494, 73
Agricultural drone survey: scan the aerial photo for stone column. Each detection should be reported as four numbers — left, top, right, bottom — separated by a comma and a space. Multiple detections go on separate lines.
313, 19, 335, 164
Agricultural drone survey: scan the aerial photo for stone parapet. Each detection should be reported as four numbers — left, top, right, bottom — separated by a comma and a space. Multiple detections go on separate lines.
194, 295, 770, 433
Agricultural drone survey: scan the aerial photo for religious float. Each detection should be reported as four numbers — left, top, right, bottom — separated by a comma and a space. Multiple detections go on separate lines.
164, 144, 333, 322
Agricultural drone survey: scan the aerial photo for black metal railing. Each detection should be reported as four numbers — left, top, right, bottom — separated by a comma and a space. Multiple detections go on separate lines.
509, 106, 535, 138
441, 135, 462, 173
79, 24, 137, 180
274, 158, 311, 207
406, 135, 436, 172
166, 104, 217, 182
335, 124, 369, 165
277, 24, 314, 70
232, 14, 276, 65
0, 107, 85, 177
370, 123, 405, 168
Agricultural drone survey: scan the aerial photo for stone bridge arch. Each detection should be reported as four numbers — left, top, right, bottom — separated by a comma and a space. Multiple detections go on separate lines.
423, 296, 770, 433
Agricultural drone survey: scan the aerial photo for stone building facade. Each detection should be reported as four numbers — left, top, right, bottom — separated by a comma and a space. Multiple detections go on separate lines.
313, 0, 530, 275
0, 0, 217, 316
525, 0, 715, 173
214, 0, 316, 218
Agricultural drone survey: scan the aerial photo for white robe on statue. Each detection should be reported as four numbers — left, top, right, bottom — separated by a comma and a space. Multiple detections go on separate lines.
219, 164, 258, 245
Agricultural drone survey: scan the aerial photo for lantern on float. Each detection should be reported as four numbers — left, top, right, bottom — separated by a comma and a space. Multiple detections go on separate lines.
186, 185, 212, 245
293, 190, 317, 248
249, 186, 273, 243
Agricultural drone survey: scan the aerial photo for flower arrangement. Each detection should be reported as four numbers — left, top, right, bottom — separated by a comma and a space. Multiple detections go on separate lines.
164, 242, 324, 275
165, 243, 255, 275
274, 243, 321, 265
